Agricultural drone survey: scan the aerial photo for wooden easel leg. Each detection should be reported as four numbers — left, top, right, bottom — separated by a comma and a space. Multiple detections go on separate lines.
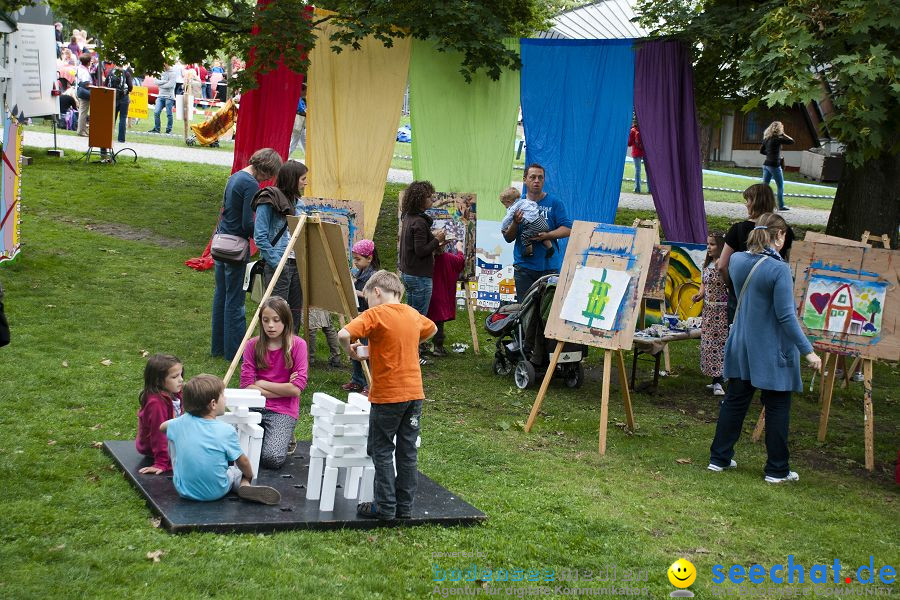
817, 353, 838, 442
525, 341, 564, 433
662, 345, 671, 374
751, 408, 766, 442
599, 350, 612, 455
862, 359, 874, 471
464, 284, 479, 354
615, 350, 635, 432
841, 357, 861, 390
818, 353, 831, 404
361, 360, 373, 388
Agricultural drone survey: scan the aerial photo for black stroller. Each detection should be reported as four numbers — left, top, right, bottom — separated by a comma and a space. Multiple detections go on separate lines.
485, 274, 587, 389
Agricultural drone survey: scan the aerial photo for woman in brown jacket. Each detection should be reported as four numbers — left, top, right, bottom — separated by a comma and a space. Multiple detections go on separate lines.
398, 180, 446, 316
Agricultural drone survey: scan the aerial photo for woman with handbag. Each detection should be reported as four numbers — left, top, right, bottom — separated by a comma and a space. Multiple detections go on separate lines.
211, 148, 283, 361
708, 213, 821, 483
74, 54, 92, 136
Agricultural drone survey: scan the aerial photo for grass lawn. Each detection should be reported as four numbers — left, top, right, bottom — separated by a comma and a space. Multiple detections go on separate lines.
1, 151, 895, 598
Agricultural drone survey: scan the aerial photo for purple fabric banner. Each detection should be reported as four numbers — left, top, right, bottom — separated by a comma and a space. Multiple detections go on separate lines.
634, 41, 708, 243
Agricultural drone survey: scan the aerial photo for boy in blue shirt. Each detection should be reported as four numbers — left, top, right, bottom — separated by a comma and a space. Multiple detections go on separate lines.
162, 374, 280, 504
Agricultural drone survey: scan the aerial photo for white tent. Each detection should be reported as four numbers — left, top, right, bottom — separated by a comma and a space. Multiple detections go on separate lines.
541, 0, 648, 40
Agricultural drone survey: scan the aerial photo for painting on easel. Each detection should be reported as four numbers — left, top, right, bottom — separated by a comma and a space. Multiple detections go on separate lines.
399, 191, 477, 280
664, 242, 706, 319
559, 266, 631, 330
802, 275, 886, 337
299, 198, 365, 261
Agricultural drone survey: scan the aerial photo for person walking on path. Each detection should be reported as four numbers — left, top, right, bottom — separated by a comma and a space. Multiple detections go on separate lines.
502, 164, 572, 303
708, 213, 821, 484
760, 121, 794, 211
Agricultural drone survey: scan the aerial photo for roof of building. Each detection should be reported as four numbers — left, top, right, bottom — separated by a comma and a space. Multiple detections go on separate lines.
540, 0, 648, 40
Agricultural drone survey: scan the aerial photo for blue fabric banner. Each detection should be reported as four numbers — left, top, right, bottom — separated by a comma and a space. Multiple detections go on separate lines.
520, 39, 635, 226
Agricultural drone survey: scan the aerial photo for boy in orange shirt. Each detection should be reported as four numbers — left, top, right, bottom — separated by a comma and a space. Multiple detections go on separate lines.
338, 270, 436, 520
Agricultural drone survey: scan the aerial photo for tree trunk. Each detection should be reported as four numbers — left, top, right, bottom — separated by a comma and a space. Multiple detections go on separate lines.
825, 152, 899, 248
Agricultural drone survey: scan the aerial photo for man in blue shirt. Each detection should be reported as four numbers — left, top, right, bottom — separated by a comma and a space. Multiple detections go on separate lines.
502, 164, 572, 302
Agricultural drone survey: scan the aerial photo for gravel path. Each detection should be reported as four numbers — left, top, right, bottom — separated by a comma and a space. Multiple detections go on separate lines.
23, 130, 830, 226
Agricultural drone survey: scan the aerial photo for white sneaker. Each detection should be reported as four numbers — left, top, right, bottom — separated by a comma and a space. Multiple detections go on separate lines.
764, 471, 799, 484
705, 383, 715, 390
708, 460, 737, 472
712, 383, 725, 396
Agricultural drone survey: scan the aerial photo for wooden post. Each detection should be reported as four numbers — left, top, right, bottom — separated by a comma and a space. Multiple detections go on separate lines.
599, 350, 612, 455
464, 282, 480, 354
302, 221, 312, 350
615, 350, 635, 431
524, 340, 564, 432
223, 215, 307, 386
662, 345, 671, 373
862, 359, 874, 471
751, 408, 766, 442
817, 353, 838, 441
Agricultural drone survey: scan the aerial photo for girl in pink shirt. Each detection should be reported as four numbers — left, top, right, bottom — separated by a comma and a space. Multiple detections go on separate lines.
136, 354, 184, 474
240, 296, 308, 469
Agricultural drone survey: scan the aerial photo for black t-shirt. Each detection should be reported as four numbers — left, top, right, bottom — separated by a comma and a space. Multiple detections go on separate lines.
760, 135, 794, 167
724, 220, 794, 260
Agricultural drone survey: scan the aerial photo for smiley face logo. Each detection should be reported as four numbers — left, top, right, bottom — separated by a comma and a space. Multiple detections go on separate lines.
668, 558, 697, 588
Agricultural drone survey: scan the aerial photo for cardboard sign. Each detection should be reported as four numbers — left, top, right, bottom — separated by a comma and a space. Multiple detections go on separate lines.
128, 86, 149, 119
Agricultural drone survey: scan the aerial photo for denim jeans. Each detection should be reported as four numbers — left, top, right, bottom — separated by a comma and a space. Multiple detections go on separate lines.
709, 378, 792, 478
762, 165, 785, 209
114, 96, 129, 143
632, 156, 649, 193
264, 260, 303, 334
367, 400, 423, 517
154, 96, 175, 133
211, 259, 248, 360
513, 266, 555, 304
351, 337, 368, 387
401, 273, 433, 316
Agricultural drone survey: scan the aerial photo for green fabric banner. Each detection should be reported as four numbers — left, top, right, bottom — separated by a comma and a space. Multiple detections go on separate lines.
410, 39, 520, 222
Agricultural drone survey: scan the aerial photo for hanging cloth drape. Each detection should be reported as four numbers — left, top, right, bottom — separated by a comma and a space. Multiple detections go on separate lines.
306, 14, 411, 237
186, 0, 306, 270
634, 40, 707, 243
520, 39, 635, 225
409, 38, 520, 223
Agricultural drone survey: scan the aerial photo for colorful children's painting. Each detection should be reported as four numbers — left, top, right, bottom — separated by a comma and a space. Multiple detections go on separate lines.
802, 275, 886, 337
299, 198, 365, 261
559, 265, 632, 331
1, 117, 23, 263
426, 192, 477, 280
664, 242, 706, 319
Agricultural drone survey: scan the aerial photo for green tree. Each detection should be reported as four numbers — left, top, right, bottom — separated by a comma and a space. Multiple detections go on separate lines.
637, 0, 900, 246
37, 0, 548, 89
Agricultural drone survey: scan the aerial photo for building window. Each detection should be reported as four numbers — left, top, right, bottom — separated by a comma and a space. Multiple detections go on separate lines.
743, 112, 763, 144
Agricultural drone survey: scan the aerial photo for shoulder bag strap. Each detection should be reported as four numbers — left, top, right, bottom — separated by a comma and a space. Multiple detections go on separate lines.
271, 221, 289, 246
733, 256, 768, 321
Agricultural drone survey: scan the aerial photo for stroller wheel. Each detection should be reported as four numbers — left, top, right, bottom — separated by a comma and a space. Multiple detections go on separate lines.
565, 363, 584, 389
514, 360, 536, 390
492, 356, 513, 377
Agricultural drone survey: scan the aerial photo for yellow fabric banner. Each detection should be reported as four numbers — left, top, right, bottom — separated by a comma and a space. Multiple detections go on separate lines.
306, 18, 411, 237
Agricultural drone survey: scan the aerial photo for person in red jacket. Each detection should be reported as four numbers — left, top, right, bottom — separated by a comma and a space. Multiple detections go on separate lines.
628, 119, 650, 194
426, 240, 465, 357
136, 354, 184, 474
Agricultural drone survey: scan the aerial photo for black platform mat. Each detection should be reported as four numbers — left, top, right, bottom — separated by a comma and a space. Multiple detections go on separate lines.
105, 440, 487, 534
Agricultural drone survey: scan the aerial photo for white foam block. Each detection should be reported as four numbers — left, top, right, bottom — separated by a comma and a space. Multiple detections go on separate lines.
313, 425, 368, 446
347, 393, 371, 412
224, 388, 266, 409
325, 455, 374, 468
218, 411, 262, 425
312, 392, 346, 414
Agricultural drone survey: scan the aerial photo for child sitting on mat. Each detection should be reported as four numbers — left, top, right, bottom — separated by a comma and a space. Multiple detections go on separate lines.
499, 187, 553, 258
163, 374, 281, 505
338, 270, 436, 520
136, 354, 183, 475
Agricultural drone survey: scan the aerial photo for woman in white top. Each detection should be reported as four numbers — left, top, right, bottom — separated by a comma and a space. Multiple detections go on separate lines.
74, 54, 92, 136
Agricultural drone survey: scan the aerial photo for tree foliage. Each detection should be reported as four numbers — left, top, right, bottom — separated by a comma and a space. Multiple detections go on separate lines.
636, 0, 900, 167
40, 0, 549, 88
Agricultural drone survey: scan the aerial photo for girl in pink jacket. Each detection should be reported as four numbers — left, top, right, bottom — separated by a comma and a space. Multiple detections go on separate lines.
136, 354, 184, 474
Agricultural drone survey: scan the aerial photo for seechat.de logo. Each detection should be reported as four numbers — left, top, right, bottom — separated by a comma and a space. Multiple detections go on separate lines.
669, 558, 697, 597
711, 556, 896, 585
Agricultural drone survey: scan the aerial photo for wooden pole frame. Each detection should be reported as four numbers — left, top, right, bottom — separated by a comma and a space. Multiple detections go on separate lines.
525, 340, 635, 455
463, 281, 480, 354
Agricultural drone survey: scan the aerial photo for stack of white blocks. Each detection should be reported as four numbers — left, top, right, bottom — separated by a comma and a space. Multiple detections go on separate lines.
306, 392, 375, 512
220, 388, 266, 483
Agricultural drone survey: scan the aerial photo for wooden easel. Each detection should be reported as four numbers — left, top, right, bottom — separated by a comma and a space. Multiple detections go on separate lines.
751, 232, 893, 471
523, 221, 655, 455
526, 343, 634, 455
463, 281, 480, 354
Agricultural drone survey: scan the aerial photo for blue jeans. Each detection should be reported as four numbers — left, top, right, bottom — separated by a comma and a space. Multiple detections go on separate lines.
211, 259, 248, 360
153, 96, 174, 133
367, 400, 423, 517
351, 337, 368, 387
513, 266, 555, 304
401, 273, 433, 316
709, 378, 792, 478
632, 156, 649, 193
114, 96, 129, 143
762, 165, 785, 209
